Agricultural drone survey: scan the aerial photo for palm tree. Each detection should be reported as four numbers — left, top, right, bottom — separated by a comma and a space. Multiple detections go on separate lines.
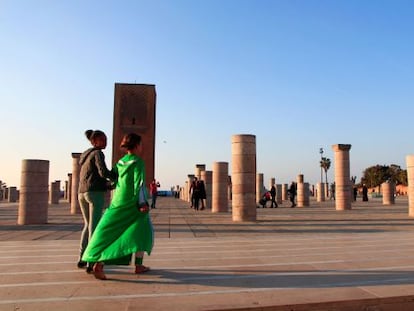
320, 157, 331, 185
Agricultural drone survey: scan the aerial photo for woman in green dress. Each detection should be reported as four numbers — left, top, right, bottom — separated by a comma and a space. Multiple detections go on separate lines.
82, 132, 154, 280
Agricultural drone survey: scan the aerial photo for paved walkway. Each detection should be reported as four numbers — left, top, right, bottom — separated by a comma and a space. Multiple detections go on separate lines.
1, 196, 414, 310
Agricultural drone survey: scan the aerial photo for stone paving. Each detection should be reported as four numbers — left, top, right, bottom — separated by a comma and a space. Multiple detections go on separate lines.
1, 196, 414, 310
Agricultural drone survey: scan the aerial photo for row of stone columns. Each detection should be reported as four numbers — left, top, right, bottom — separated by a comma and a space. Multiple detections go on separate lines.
13, 139, 414, 227
180, 140, 359, 221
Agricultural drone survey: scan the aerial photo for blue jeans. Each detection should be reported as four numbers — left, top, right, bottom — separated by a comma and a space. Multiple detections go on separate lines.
151, 193, 157, 208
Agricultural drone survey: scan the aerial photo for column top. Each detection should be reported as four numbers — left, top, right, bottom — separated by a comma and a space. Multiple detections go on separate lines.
22, 159, 49, 163
213, 161, 229, 165
71, 152, 82, 158
231, 134, 256, 143
332, 144, 352, 151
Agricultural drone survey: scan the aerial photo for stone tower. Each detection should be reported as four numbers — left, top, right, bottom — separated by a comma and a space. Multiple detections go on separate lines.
113, 83, 156, 187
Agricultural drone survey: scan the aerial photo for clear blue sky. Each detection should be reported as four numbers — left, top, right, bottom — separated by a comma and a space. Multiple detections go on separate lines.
1, 0, 413, 190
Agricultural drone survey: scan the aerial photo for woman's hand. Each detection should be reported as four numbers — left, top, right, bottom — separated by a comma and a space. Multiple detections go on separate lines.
139, 205, 150, 213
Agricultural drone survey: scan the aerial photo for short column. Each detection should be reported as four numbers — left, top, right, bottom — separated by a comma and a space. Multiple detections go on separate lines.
231, 134, 256, 222
18, 159, 49, 225
276, 184, 282, 204
304, 182, 310, 206
49, 180, 60, 204
195, 164, 206, 180
8, 187, 17, 203
70, 153, 81, 214
406, 155, 414, 217
332, 144, 352, 211
382, 181, 395, 205
182, 181, 187, 201
317, 182, 325, 202
256, 173, 264, 204
212, 162, 228, 213
282, 183, 288, 201
297, 180, 309, 207
201, 170, 212, 209
64, 180, 69, 200
269, 178, 275, 190
187, 174, 195, 203
67, 173, 72, 203
227, 176, 232, 201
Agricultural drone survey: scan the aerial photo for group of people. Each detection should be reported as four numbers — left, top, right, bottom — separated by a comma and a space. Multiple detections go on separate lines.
259, 182, 297, 208
77, 129, 155, 280
189, 177, 206, 210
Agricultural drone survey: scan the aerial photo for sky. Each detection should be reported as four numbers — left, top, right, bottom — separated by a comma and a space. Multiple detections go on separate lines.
1, 0, 414, 190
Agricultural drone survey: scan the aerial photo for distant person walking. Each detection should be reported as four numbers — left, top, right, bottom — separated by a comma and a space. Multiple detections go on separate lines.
329, 183, 336, 200
77, 129, 115, 272
270, 184, 278, 208
198, 179, 206, 210
189, 177, 198, 208
193, 179, 206, 211
288, 182, 296, 208
149, 179, 160, 209
353, 186, 358, 201
362, 184, 369, 201
82, 133, 154, 280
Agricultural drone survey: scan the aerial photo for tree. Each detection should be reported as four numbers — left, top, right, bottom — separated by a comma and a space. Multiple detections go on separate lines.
388, 164, 407, 186
320, 157, 331, 185
361, 164, 407, 188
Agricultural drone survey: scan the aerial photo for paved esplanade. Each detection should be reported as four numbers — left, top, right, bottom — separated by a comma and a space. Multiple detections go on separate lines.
1, 197, 414, 310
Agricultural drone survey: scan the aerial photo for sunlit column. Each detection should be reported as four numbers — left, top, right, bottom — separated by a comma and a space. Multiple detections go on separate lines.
332, 144, 352, 211
231, 134, 256, 221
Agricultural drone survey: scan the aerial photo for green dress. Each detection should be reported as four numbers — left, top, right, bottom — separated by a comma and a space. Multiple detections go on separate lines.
82, 153, 153, 265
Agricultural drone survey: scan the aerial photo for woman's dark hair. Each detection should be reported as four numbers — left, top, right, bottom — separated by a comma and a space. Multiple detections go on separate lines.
120, 133, 142, 151
85, 129, 106, 142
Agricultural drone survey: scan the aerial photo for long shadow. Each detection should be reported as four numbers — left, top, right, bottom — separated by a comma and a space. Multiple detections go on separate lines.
0, 223, 82, 231
106, 268, 414, 289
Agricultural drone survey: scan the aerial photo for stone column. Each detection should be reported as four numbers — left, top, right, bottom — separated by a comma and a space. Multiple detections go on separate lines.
64, 180, 68, 200
18, 159, 49, 225
67, 173, 72, 203
297, 181, 309, 207
201, 170, 212, 209
304, 182, 310, 206
71, 153, 81, 214
187, 174, 194, 203
382, 181, 395, 205
227, 176, 232, 201
407, 155, 414, 216
332, 144, 352, 211
276, 184, 282, 204
269, 178, 275, 190
317, 182, 325, 202
256, 173, 264, 203
231, 134, 256, 221
195, 164, 206, 180
8, 187, 17, 203
297, 174, 305, 207
282, 183, 288, 201
49, 180, 60, 204
212, 162, 228, 213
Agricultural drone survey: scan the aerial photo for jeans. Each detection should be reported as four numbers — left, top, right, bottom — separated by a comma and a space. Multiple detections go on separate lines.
151, 193, 157, 208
